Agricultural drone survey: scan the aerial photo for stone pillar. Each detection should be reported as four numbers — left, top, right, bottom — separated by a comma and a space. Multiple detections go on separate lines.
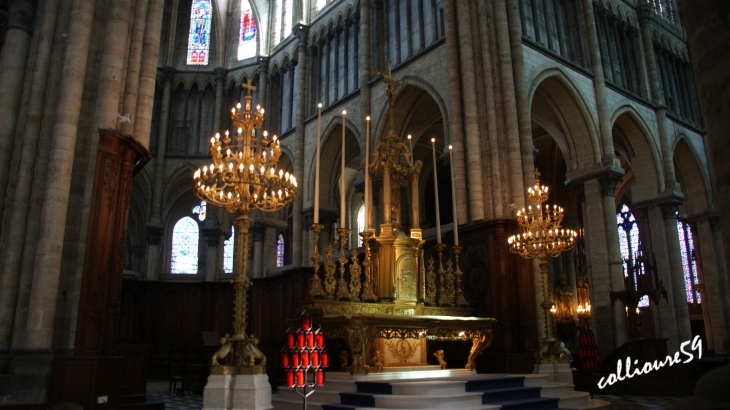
265, 75, 274, 130
252, 226, 266, 278
287, 59, 296, 130
442, 0, 469, 220
598, 175, 629, 349
708, 217, 730, 352
693, 219, 726, 352
21, 0, 96, 350
145, 226, 163, 281
584, 0, 618, 167
637, 5, 676, 189
133, 0, 165, 149
476, 0, 503, 219
213, 68, 226, 132
150, 67, 175, 224
257, 57, 269, 113
454, 0, 484, 223
660, 203, 693, 348
0, 0, 35, 223
120, 0, 149, 136
292, 24, 309, 266
0, 0, 59, 351
493, 0, 524, 208
203, 228, 222, 282
342, 20, 350, 95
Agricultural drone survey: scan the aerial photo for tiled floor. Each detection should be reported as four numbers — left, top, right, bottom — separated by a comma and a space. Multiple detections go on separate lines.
146, 380, 683, 409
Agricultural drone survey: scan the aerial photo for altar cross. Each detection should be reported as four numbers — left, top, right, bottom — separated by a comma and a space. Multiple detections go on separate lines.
241, 78, 257, 96
373, 59, 405, 131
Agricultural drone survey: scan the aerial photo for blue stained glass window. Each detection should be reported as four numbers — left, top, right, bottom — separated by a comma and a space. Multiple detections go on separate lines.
171, 216, 199, 274
276, 234, 285, 267
357, 205, 365, 247
677, 218, 701, 303
187, 0, 212, 65
238, 0, 257, 60
224, 226, 234, 274
193, 200, 207, 221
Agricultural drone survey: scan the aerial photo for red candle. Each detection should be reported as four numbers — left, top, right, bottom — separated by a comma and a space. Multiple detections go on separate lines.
301, 349, 311, 368
286, 329, 295, 349
301, 311, 311, 330
296, 367, 305, 387
316, 332, 324, 348
297, 331, 305, 349
311, 350, 320, 367
306, 332, 314, 349
285, 368, 294, 388
316, 368, 325, 386
291, 349, 300, 368
280, 349, 289, 368
321, 349, 329, 368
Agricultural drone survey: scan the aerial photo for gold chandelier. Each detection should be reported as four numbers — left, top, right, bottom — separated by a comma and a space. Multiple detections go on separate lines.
193, 81, 297, 373
508, 169, 577, 364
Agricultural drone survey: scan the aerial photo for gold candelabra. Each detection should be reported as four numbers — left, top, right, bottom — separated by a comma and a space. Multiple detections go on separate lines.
508, 169, 577, 364
193, 80, 297, 373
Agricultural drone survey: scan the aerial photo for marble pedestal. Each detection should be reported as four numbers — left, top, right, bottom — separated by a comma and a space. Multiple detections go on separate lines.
202, 373, 272, 410
534, 362, 574, 384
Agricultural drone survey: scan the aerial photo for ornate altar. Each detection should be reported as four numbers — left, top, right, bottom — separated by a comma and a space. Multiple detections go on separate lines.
304, 61, 496, 374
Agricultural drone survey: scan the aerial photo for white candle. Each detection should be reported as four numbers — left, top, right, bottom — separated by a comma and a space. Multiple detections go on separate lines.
431, 138, 441, 244
341, 110, 347, 229
448, 145, 458, 246
407, 134, 413, 154
365, 116, 370, 231
314, 103, 322, 224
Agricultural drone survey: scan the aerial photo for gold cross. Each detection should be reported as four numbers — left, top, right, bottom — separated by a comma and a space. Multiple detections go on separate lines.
373, 59, 405, 108
534, 168, 541, 181
241, 78, 257, 95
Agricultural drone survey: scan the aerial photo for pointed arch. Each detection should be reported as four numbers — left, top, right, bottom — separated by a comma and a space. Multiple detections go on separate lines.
673, 137, 711, 216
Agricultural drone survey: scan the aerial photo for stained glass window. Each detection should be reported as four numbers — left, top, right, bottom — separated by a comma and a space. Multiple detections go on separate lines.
187, 0, 212, 65
677, 218, 701, 303
616, 204, 648, 307
316, 0, 327, 12
357, 205, 365, 247
238, 0, 257, 60
171, 216, 199, 274
276, 234, 285, 267
224, 226, 234, 274
193, 200, 207, 221
272, 0, 292, 47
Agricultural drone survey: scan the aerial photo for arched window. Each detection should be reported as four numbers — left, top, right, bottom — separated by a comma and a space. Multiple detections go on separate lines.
224, 226, 235, 274
187, 0, 212, 65
276, 234, 285, 267
315, 0, 327, 12
646, 0, 675, 24
273, 0, 293, 47
357, 205, 365, 247
171, 216, 199, 274
677, 217, 701, 304
616, 204, 649, 307
238, 0, 257, 60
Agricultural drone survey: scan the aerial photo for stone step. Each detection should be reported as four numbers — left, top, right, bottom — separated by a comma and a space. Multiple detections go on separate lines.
536, 382, 572, 398
390, 380, 468, 396
278, 387, 342, 403
478, 386, 543, 402
326, 369, 475, 382
272, 396, 327, 410
554, 391, 590, 408
339, 391, 485, 409
483, 396, 560, 410
322, 405, 501, 410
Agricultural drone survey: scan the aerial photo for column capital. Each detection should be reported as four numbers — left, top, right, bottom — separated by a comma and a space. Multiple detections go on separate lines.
7, 0, 36, 33
287, 59, 298, 70
293, 23, 309, 44
607, 15, 620, 26
202, 227, 224, 246
636, 4, 654, 25
251, 225, 266, 242
708, 216, 721, 232
161, 66, 176, 83
565, 164, 625, 194
214, 67, 227, 84
307, 44, 318, 56
257, 56, 270, 73
146, 225, 164, 246
302, 208, 339, 227
659, 202, 679, 220
632, 190, 684, 219
277, 67, 288, 76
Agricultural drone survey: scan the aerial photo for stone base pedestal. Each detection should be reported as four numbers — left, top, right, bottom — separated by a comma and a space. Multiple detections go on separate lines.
533, 362, 573, 384
203, 373, 272, 410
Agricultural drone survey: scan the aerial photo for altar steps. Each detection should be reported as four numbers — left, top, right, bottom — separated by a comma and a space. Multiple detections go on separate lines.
272, 371, 609, 410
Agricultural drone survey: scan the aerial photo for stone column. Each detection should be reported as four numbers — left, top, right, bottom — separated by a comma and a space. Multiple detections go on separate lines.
150, 67, 175, 224
120, 0, 149, 136
21, 0, 96, 350
203, 228, 222, 282
476, 0, 503, 219
213, 68, 226, 132
145, 226, 163, 281
288, 59, 296, 130
252, 226, 266, 278
0, 0, 35, 223
442, 0, 469, 220
266, 74, 274, 130
360, 0, 372, 130
343, 20, 350, 95
493, 0, 524, 208
637, 5, 677, 189
324, 32, 331, 106
333, 26, 341, 101
0, 0, 59, 351
693, 219, 724, 351
134, 0, 165, 149
707, 217, 730, 352
598, 175, 629, 349
257, 57, 269, 114
584, 0, 618, 167
454, 0, 484, 222
277, 68, 285, 133
293, 24, 309, 266
416, 0, 424, 50
659, 203, 692, 348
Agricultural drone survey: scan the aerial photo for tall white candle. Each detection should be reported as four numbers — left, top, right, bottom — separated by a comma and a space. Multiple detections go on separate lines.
341, 110, 347, 228
431, 138, 441, 244
448, 145, 459, 246
407, 134, 413, 154
365, 116, 370, 231
314, 103, 322, 224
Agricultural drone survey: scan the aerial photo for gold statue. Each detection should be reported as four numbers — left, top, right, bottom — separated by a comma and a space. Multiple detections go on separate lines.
433, 350, 447, 369
211, 334, 232, 366
554, 272, 573, 320
340, 350, 350, 370
372, 350, 384, 372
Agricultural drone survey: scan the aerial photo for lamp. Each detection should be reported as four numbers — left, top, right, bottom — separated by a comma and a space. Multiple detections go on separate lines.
508, 169, 577, 364
193, 80, 297, 371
